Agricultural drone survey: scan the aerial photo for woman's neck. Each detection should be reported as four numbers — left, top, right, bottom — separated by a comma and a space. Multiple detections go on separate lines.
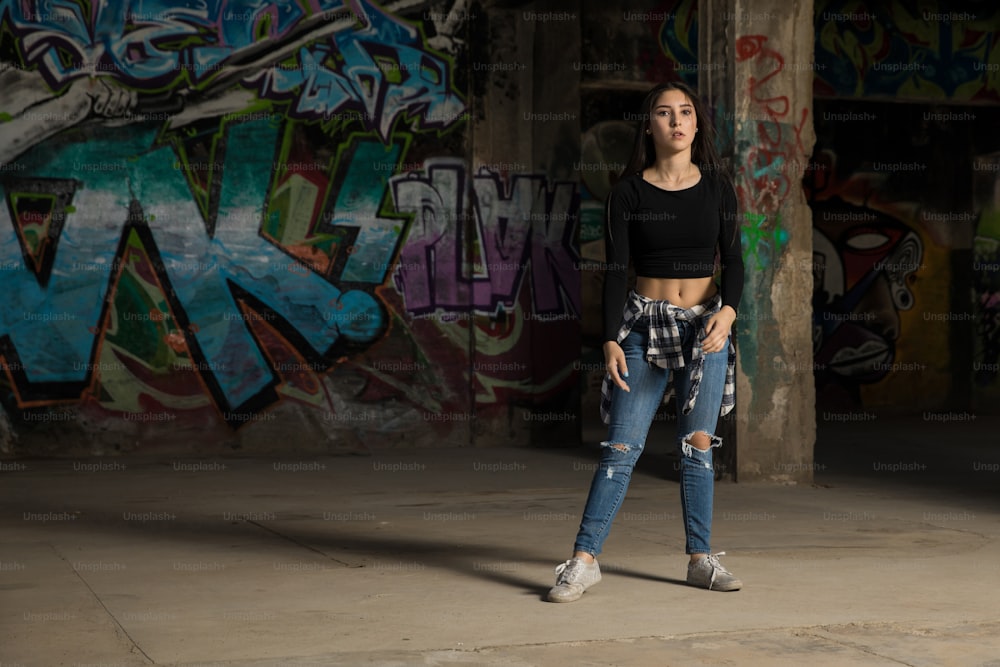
650, 151, 692, 176
645, 152, 698, 187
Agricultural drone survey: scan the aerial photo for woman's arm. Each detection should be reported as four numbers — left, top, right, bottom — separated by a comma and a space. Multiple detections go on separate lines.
703, 177, 743, 353
717, 177, 744, 316
602, 183, 635, 390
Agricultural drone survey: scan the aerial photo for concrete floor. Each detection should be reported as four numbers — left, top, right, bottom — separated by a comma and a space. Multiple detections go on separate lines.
2, 414, 999, 666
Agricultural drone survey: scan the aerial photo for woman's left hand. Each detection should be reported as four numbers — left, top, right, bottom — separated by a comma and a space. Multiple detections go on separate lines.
702, 306, 736, 354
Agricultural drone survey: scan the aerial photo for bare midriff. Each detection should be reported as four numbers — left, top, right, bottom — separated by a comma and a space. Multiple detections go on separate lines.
635, 276, 717, 309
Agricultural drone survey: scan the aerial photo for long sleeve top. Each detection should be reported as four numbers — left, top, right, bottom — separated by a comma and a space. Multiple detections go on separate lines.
602, 171, 744, 341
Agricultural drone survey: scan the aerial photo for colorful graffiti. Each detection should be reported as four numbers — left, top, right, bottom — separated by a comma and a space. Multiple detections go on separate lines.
809, 1, 1000, 413
0, 0, 579, 447
814, 0, 1000, 102
735, 34, 811, 221
806, 91, 1000, 411
636, 0, 698, 86
807, 173, 932, 407
812, 204, 923, 399
390, 160, 580, 317
0, 0, 462, 423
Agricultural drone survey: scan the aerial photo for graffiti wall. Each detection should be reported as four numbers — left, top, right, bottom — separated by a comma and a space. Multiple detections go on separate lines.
809, 0, 1000, 412
814, 0, 1000, 102
0, 0, 582, 453
806, 101, 1000, 411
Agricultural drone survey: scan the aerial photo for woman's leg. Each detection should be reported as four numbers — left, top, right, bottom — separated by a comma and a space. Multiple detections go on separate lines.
673, 332, 728, 554
573, 323, 669, 558
548, 323, 670, 602
673, 331, 741, 590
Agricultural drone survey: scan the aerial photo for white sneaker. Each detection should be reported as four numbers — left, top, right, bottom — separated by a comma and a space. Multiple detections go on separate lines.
546, 557, 602, 602
687, 552, 742, 591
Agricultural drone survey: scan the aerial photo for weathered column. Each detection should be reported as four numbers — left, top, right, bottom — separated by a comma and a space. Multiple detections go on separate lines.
469, 1, 582, 446
705, 0, 818, 482
527, 0, 583, 447
468, 2, 536, 446
734, 0, 817, 482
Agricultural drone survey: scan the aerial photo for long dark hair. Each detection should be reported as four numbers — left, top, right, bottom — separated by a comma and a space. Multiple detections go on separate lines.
620, 81, 729, 181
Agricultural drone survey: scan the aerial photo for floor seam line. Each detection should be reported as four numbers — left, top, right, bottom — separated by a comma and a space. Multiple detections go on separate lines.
50, 543, 157, 665
245, 519, 357, 567
799, 627, 918, 667
444, 619, 987, 655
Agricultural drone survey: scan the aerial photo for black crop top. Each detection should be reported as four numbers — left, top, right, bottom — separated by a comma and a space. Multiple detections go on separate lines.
603, 171, 744, 341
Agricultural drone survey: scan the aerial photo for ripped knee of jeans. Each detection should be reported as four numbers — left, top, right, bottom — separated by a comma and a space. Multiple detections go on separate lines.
681, 431, 722, 460
599, 441, 640, 479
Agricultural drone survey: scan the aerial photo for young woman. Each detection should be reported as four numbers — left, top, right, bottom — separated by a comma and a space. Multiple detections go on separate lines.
548, 81, 744, 602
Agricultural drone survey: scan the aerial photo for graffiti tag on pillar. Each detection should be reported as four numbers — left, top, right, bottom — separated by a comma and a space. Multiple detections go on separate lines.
735, 34, 810, 217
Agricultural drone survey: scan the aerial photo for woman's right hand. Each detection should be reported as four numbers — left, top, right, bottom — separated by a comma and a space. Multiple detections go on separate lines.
603, 341, 630, 392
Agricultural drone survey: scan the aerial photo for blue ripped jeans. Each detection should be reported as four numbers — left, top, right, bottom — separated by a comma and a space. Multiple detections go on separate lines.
574, 316, 729, 556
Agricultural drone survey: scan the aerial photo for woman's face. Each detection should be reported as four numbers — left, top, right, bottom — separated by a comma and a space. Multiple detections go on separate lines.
649, 88, 697, 154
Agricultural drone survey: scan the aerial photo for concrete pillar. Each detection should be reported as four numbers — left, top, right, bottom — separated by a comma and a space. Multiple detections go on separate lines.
734, 0, 817, 482
468, 3, 534, 446
469, 1, 582, 446
703, 0, 818, 481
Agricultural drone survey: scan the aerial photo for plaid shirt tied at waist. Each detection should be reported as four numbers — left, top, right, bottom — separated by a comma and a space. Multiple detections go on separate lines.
600, 290, 736, 425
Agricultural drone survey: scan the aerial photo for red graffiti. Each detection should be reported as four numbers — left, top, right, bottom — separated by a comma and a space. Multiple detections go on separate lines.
736, 34, 811, 217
